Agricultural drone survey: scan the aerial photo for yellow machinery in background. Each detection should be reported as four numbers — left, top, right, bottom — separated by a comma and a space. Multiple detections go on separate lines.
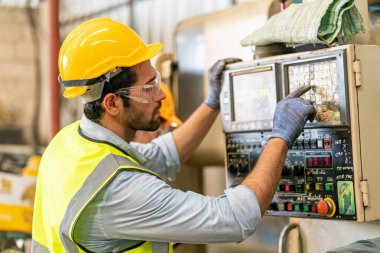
0, 155, 40, 233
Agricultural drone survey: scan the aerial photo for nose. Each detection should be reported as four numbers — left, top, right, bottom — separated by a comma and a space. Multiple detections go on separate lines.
156, 88, 166, 101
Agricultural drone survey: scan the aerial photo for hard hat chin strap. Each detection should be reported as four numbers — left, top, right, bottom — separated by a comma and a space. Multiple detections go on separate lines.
81, 68, 124, 104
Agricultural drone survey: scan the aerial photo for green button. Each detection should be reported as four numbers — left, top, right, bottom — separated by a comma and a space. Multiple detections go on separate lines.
294, 204, 300, 211
276, 185, 280, 191
325, 184, 332, 191
304, 205, 310, 212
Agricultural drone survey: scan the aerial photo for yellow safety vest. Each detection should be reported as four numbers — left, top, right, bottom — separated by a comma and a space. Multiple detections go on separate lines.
32, 121, 172, 253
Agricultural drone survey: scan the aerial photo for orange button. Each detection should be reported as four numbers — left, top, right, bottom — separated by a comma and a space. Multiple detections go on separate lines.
317, 200, 329, 216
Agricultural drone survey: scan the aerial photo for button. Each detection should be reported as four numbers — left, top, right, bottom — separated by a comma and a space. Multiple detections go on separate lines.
317, 139, 323, 149
315, 183, 323, 191
277, 203, 285, 211
325, 183, 333, 191
276, 185, 280, 191
287, 203, 293, 211
317, 200, 329, 216
311, 205, 318, 213
285, 184, 291, 192
317, 198, 336, 217
324, 137, 332, 149
305, 183, 314, 191
303, 204, 310, 212
294, 203, 301, 211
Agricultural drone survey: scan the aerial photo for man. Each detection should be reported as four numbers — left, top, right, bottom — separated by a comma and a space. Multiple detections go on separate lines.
32, 17, 315, 253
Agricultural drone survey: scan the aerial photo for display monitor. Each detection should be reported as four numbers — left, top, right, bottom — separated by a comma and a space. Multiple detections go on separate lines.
230, 68, 277, 130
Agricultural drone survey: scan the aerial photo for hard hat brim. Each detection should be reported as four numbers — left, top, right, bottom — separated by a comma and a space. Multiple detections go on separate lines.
63, 42, 163, 99
144, 43, 163, 63
63, 86, 89, 99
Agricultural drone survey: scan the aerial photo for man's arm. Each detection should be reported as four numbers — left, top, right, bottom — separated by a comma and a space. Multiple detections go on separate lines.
172, 58, 241, 163
243, 85, 316, 215
242, 138, 287, 215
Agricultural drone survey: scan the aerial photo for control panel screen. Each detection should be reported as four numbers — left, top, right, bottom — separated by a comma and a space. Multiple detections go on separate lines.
287, 59, 341, 124
231, 70, 277, 125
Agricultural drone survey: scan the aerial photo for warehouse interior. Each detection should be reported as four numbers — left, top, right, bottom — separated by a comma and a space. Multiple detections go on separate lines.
1, 0, 380, 252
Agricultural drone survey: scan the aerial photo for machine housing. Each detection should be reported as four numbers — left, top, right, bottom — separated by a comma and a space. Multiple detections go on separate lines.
221, 44, 380, 221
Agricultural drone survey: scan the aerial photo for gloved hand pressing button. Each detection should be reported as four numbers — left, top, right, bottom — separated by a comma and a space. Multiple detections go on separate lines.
269, 85, 316, 148
204, 58, 241, 110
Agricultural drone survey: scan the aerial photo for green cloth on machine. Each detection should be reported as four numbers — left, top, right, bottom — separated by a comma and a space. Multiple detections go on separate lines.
240, 0, 366, 46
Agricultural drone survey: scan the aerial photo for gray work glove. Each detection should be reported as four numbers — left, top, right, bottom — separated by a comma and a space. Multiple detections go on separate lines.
269, 85, 316, 148
205, 58, 241, 110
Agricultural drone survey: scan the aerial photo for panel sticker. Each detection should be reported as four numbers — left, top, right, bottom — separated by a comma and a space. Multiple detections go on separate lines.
337, 181, 355, 215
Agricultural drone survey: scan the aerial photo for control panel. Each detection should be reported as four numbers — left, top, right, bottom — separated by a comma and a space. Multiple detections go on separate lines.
226, 129, 355, 220
220, 45, 380, 221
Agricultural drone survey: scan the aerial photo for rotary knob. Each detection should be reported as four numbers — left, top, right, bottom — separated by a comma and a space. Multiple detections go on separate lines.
317, 197, 336, 217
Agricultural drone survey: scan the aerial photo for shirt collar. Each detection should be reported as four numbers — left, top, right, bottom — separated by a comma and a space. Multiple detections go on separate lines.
79, 115, 148, 164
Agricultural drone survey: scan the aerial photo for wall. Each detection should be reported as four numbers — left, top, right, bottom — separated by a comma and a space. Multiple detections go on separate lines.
0, 7, 42, 146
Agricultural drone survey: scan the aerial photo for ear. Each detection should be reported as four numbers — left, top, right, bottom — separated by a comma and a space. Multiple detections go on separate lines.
102, 93, 122, 116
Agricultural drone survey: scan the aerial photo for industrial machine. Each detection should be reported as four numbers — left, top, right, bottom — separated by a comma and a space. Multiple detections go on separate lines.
221, 44, 380, 222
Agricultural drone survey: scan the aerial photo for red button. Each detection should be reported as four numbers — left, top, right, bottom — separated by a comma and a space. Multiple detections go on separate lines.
317, 200, 329, 216
285, 184, 290, 192
287, 203, 293, 211
311, 205, 317, 213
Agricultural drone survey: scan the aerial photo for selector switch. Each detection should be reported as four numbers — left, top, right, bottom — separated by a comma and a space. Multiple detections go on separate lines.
297, 140, 304, 149
294, 164, 305, 176
304, 139, 311, 149
311, 139, 318, 149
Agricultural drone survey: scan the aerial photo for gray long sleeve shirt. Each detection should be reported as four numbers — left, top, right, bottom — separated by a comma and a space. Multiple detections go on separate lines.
74, 115, 261, 252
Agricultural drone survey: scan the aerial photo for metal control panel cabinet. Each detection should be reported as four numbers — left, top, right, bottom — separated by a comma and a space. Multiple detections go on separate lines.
221, 45, 380, 221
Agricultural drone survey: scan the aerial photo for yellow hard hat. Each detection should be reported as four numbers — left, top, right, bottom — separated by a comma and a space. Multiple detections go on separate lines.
160, 83, 183, 127
58, 17, 163, 100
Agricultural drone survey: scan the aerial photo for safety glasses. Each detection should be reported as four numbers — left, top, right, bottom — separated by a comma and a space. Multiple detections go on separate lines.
115, 71, 161, 103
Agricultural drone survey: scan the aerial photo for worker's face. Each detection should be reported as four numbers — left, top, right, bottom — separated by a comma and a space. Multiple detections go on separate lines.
122, 61, 166, 131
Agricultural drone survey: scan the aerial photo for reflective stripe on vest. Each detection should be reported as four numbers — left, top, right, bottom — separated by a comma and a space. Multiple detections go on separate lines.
32, 121, 171, 253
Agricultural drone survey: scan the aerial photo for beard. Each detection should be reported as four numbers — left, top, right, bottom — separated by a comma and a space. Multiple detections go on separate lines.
125, 103, 161, 131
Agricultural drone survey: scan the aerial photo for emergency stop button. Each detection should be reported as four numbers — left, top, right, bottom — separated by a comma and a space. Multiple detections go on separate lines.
317, 197, 336, 217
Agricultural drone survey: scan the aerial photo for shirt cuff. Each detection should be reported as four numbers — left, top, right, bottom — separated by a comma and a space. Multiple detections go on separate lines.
225, 185, 262, 239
